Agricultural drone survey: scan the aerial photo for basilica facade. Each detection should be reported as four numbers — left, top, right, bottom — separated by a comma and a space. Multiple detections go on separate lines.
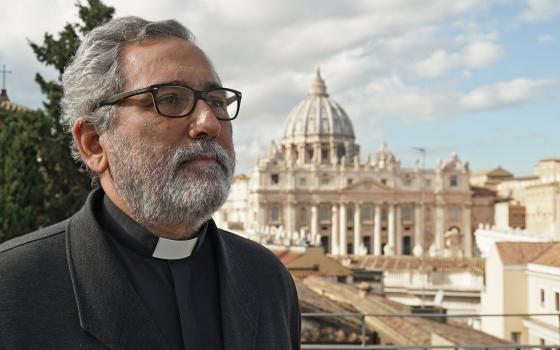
216, 70, 473, 257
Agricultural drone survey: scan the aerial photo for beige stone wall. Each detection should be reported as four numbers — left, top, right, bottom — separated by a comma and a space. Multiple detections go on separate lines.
526, 264, 560, 344
480, 244, 505, 339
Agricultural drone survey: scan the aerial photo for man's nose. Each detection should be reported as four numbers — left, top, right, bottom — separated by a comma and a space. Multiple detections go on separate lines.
188, 99, 221, 139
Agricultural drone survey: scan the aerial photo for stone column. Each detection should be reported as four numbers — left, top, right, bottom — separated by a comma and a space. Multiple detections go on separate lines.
311, 204, 319, 244
413, 204, 424, 256
463, 204, 472, 257
331, 204, 339, 255
395, 204, 402, 255
297, 144, 305, 165
286, 201, 296, 239
373, 205, 381, 255
258, 202, 266, 231
435, 199, 445, 252
384, 204, 395, 256
339, 203, 347, 255
353, 202, 361, 255
330, 143, 337, 165
314, 144, 321, 164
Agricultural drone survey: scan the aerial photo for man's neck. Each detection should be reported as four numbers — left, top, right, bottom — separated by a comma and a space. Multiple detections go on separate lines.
100, 178, 199, 240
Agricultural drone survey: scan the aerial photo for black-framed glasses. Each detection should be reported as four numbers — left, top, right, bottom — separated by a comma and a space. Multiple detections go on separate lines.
98, 83, 242, 120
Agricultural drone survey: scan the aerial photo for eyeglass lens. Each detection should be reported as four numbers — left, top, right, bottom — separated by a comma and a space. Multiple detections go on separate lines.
155, 86, 238, 119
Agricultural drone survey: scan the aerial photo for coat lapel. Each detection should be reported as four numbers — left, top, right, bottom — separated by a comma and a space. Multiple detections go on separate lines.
65, 189, 169, 350
210, 220, 259, 350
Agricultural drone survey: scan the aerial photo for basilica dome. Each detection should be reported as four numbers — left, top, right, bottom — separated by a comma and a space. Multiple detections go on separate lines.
281, 69, 355, 145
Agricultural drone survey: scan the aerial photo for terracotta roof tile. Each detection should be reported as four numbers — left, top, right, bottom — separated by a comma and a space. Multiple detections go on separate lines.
495, 242, 554, 264
340, 255, 485, 274
303, 276, 508, 345
530, 243, 560, 268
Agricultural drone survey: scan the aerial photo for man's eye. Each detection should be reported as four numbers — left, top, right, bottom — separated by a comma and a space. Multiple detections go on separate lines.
158, 94, 179, 105
208, 98, 226, 109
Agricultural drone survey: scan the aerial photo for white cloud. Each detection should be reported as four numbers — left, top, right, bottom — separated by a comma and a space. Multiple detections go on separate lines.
521, 0, 560, 22
538, 34, 555, 44
411, 40, 502, 78
459, 78, 559, 111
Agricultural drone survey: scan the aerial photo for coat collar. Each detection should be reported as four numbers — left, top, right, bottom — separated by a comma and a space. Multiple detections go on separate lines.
65, 189, 258, 349
209, 219, 259, 350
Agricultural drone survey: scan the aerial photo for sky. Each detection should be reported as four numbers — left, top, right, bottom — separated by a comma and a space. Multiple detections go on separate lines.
0, 0, 559, 176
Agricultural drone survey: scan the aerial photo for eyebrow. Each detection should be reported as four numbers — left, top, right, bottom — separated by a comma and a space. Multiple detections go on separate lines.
161, 80, 222, 91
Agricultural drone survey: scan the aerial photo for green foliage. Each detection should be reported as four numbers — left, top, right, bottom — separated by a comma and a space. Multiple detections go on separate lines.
0, 0, 114, 243
0, 109, 46, 240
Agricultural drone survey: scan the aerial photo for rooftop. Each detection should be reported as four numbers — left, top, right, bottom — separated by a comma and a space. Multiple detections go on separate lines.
341, 255, 485, 274
495, 242, 556, 265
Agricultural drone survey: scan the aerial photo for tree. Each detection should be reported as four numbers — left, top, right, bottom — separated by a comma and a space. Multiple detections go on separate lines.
0, 0, 114, 243
30, 0, 114, 225
0, 109, 47, 241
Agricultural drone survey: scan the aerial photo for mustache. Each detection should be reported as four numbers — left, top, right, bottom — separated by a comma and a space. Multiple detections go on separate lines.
170, 140, 234, 175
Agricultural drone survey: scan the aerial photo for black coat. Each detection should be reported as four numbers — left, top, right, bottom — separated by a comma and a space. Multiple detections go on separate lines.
0, 190, 301, 349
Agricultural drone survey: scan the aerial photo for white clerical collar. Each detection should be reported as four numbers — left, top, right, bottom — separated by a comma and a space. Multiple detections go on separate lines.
152, 236, 199, 260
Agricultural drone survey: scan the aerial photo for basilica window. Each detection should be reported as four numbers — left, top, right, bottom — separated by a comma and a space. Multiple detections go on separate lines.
271, 173, 280, 185
347, 178, 353, 185
449, 205, 461, 221
362, 206, 373, 221
306, 148, 313, 163
449, 175, 458, 187
270, 205, 280, 223
402, 206, 413, 222
381, 178, 387, 185
336, 143, 345, 158
321, 148, 329, 163
320, 174, 330, 185
320, 206, 330, 222
403, 175, 412, 186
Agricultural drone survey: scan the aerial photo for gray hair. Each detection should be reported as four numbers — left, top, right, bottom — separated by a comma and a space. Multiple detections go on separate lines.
60, 16, 195, 179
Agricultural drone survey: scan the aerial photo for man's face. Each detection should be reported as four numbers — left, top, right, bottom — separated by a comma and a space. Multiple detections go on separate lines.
102, 37, 235, 231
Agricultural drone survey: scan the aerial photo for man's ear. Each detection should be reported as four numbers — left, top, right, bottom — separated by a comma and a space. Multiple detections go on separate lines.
72, 117, 109, 174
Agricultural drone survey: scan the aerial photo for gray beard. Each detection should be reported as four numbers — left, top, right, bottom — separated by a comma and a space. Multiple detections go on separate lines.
107, 133, 235, 231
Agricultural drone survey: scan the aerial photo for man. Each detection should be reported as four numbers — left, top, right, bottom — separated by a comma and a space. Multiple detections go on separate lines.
0, 17, 300, 350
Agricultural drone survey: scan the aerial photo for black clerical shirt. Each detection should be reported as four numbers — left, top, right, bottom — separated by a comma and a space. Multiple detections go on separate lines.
99, 195, 223, 350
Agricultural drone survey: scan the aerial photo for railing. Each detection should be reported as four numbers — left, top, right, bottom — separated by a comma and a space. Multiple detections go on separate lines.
302, 345, 559, 350
301, 312, 560, 350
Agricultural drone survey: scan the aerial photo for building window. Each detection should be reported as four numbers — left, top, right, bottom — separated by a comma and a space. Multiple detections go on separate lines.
555, 292, 560, 311
347, 178, 353, 185
320, 174, 329, 185
511, 332, 521, 344
346, 208, 353, 221
320, 206, 330, 222
540, 288, 546, 308
424, 179, 432, 187
299, 177, 306, 186
271, 173, 279, 184
449, 205, 461, 222
362, 206, 373, 221
321, 147, 329, 163
449, 175, 458, 187
403, 176, 412, 186
336, 143, 345, 158
381, 178, 387, 185
402, 206, 413, 222
306, 149, 313, 163
270, 205, 280, 222
402, 236, 412, 255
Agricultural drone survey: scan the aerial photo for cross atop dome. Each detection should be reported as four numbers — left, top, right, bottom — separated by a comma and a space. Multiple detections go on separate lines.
309, 67, 328, 97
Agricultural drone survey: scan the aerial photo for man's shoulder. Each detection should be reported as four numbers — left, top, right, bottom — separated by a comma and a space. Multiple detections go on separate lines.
0, 219, 69, 258
217, 228, 279, 260
216, 228, 292, 278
